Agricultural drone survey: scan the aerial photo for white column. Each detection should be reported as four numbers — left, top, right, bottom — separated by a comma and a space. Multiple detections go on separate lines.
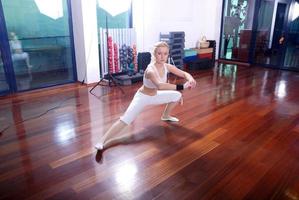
132, 0, 145, 52
71, 0, 100, 84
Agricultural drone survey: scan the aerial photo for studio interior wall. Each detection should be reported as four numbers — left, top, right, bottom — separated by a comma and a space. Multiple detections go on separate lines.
132, 0, 223, 58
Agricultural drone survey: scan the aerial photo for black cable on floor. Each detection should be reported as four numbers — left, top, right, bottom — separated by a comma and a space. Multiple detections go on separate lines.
0, 96, 77, 135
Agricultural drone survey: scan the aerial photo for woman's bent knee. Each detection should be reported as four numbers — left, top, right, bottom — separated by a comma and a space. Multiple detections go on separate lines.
119, 116, 133, 125
172, 91, 182, 102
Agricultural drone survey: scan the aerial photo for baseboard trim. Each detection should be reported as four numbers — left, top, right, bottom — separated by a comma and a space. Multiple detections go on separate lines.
218, 59, 251, 66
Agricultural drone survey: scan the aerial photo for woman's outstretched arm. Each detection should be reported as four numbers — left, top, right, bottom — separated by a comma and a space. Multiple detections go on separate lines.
166, 64, 197, 88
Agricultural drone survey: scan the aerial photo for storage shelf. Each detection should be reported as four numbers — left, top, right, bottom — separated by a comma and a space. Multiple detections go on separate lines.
160, 31, 185, 68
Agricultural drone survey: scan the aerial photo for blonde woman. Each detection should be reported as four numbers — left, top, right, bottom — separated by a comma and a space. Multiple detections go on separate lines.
9, 32, 32, 69
95, 41, 196, 150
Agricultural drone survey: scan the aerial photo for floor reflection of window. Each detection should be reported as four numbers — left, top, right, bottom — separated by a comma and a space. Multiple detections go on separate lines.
54, 122, 76, 144
275, 80, 286, 99
214, 64, 237, 105
115, 161, 137, 193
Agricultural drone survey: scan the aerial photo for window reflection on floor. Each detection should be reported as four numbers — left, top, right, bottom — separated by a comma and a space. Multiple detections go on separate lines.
114, 161, 138, 194
213, 64, 237, 105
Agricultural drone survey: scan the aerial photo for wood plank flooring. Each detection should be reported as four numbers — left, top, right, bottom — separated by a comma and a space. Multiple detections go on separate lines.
1, 63, 299, 199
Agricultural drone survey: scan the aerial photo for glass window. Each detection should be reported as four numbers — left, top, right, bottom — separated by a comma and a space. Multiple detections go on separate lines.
97, 0, 132, 28
0, 50, 9, 93
2, 0, 75, 91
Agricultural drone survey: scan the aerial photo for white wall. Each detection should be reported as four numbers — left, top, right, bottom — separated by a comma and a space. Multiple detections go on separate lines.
132, 0, 223, 58
71, 0, 100, 84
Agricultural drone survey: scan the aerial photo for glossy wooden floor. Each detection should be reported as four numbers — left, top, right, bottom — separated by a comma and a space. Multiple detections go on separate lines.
1, 63, 299, 200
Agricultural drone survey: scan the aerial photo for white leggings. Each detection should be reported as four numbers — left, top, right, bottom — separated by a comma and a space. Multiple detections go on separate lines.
12, 52, 29, 60
120, 90, 182, 125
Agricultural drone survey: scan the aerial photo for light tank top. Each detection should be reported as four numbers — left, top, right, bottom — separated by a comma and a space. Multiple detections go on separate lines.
143, 64, 168, 89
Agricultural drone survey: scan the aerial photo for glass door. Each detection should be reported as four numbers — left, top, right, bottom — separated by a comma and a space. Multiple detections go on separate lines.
283, 0, 299, 69
219, 0, 298, 71
219, 0, 257, 62
252, 0, 298, 70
